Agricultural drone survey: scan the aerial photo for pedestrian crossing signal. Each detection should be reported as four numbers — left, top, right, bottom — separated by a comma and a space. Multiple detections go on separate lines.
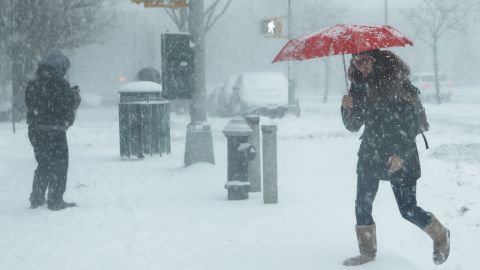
260, 18, 284, 38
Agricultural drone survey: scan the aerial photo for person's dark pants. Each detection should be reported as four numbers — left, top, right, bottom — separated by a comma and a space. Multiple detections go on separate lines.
355, 171, 432, 229
28, 128, 69, 206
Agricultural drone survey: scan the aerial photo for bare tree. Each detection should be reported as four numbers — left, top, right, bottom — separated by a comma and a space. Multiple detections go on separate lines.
0, 0, 115, 122
297, 0, 347, 103
161, 0, 233, 166
164, 0, 233, 33
403, 0, 474, 104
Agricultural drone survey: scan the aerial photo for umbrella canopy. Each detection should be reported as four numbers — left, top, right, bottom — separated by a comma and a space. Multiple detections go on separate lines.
272, 24, 413, 63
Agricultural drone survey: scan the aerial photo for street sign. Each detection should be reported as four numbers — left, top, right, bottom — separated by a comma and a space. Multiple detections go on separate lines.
260, 17, 286, 38
131, 0, 188, 8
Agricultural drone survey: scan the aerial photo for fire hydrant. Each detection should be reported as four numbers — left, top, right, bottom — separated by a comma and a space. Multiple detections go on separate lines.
223, 117, 256, 200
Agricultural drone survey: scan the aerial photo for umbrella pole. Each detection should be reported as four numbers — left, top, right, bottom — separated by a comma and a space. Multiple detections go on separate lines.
342, 54, 349, 94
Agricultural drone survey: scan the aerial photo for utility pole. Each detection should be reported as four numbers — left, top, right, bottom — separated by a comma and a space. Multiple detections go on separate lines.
287, 0, 296, 107
10, 0, 21, 133
384, 0, 389, 25
184, 0, 215, 166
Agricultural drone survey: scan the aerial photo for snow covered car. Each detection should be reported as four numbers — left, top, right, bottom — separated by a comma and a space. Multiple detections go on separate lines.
410, 72, 453, 102
229, 72, 296, 118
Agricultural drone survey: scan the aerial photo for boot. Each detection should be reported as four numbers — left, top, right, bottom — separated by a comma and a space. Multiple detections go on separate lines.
343, 224, 377, 266
424, 216, 450, 265
29, 198, 45, 209
47, 200, 77, 211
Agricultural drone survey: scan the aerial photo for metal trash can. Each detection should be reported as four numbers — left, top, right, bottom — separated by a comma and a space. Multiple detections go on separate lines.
118, 82, 170, 159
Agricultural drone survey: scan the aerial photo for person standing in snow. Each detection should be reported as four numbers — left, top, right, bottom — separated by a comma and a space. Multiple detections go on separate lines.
340, 49, 450, 266
25, 49, 81, 211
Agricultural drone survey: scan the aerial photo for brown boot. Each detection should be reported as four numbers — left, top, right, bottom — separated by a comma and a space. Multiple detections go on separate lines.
424, 216, 450, 265
343, 224, 377, 266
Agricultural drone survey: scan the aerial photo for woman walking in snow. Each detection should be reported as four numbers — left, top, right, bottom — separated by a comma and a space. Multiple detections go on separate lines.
341, 49, 450, 266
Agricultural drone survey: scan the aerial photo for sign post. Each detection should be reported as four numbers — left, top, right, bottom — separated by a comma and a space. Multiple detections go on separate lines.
260, 1, 298, 115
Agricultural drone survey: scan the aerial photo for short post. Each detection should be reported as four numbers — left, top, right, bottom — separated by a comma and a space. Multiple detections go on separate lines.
223, 117, 256, 200
245, 115, 261, 192
262, 124, 278, 204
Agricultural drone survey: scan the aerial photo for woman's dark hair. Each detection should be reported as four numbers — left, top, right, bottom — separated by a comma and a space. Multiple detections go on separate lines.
348, 49, 410, 83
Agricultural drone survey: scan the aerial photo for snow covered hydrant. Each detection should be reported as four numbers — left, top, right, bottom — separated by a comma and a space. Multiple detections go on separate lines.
223, 117, 257, 200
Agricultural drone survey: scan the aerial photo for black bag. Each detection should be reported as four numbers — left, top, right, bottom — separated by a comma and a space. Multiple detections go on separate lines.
404, 80, 430, 149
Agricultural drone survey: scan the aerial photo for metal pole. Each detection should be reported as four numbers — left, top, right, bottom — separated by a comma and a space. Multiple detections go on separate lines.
287, 0, 296, 107
10, 0, 15, 133
262, 124, 278, 204
384, 0, 388, 25
342, 54, 349, 94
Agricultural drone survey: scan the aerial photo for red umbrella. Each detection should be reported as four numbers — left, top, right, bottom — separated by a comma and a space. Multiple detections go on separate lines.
272, 24, 413, 90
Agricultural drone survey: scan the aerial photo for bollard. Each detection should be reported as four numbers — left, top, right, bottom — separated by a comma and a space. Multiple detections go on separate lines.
223, 117, 256, 200
244, 115, 261, 192
262, 124, 278, 204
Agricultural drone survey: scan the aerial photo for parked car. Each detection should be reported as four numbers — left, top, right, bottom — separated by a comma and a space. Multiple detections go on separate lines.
410, 72, 453, 102
229, 72, 296, 118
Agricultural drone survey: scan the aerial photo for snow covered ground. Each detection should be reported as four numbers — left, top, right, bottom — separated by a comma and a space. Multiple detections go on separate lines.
1, 87, 479, 270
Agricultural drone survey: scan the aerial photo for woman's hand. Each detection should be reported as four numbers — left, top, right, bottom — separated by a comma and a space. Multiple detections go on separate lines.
387, 154, 404, 173
342, 95, 353, 111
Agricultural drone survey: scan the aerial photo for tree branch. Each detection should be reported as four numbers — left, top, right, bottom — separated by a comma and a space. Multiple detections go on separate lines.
205, 0, 233, 33
205, 0, 219, 28
205, 0, 221, 16
165, 8, 182, 30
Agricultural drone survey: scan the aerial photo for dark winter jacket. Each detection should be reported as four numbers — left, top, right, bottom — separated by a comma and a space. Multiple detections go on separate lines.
341, 50, 421, 180
25, 50, 81, 130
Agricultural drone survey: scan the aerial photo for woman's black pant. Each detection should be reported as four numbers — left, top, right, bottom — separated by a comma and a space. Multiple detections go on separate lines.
355, 172, 432, 229
28, 128, 69, 205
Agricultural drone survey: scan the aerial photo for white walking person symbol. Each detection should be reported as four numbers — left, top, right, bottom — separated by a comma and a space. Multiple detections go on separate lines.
267, 20, 276, 34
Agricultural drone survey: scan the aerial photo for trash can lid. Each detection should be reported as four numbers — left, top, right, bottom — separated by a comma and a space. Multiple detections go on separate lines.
118, 81, 163, 93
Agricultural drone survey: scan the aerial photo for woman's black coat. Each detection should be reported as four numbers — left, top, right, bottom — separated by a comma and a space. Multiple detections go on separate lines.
341, 76, 421, 180
25, 50, 80, 130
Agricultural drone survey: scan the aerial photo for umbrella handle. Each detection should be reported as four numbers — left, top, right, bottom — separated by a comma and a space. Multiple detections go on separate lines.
342, 54, 350, 95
